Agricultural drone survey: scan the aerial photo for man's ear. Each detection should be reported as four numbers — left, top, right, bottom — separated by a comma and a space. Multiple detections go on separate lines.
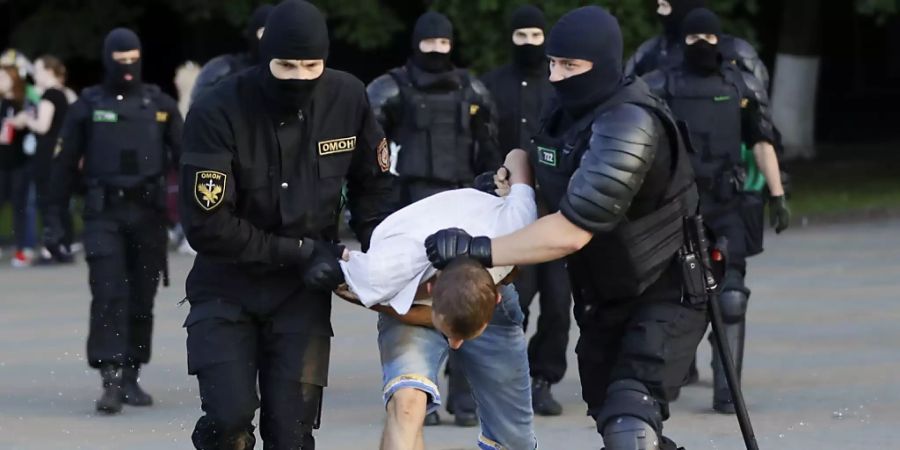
496, 292, 502, 305
426, 281, 434, 295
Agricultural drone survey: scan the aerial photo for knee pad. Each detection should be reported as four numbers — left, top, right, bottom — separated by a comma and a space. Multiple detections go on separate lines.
601, 415, 661, 450
593, 379, 663, 437
718, 290, 749, 324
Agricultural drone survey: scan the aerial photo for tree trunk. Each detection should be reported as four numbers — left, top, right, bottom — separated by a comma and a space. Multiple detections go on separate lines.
770, 0, 821, 159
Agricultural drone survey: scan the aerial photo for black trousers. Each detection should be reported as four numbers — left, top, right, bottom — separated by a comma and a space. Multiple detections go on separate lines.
186, 301, 329, 450
84, 203, 167, 368
574, 262, 708, 425
514, 260, 572, 384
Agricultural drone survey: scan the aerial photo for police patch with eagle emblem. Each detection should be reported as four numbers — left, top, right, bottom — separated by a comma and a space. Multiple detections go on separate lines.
377, 138, 390, 172
195, 170, 227, 211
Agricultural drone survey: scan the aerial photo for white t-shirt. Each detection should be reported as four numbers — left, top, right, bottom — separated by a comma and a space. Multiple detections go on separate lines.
340, 185, 537, 314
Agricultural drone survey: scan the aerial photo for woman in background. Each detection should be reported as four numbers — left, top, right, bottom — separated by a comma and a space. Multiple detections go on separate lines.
15, 55, 74, 262
0, 64, 35, 266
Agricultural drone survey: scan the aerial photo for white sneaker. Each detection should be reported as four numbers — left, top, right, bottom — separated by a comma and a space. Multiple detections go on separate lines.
11, 248, 35, 268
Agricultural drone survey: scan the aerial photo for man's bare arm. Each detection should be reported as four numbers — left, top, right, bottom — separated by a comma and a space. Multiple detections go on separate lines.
491, 212, 593, 266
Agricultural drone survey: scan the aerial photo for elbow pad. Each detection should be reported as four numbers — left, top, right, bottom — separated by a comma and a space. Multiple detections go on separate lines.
560, 104, 657, 233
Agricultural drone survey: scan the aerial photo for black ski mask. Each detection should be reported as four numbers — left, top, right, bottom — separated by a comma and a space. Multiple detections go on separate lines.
546, 6, 623, 118
411, 11, 453, 73
259, 0, 329, 112
659, 0, 707, 39
682, 8, 722, 74
246, 4, 274, 63
510, 5, 546, 72
102, 28, 142, 93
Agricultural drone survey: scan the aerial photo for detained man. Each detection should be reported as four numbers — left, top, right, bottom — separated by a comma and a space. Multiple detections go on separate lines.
334, 149, 538, 450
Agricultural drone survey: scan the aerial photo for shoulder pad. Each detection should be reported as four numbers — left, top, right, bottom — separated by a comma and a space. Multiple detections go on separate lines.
625, 36, 662, 77
740, 71, 769, 106
196, 55, 237, 87
560, 103, 659, 233
725, 36, 770, 88
366, 73, 401, 109
469, 76, 491, 98
592, 103, 657, 146
640, 70, 668, 98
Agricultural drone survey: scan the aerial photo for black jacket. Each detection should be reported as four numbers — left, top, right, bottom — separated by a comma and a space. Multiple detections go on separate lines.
480, 63, 554, 155
180, 67, 396, 318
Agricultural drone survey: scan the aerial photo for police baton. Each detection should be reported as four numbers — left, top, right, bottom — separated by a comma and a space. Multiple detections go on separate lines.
683, 216, 759, 450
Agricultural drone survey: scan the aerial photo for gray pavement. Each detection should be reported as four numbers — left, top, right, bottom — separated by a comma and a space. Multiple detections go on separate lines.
1, 219, 899, 449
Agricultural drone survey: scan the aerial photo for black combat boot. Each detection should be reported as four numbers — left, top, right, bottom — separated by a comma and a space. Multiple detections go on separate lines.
532, 377, 563, 416
96, 364, 124, 414
122, 365, 153, 406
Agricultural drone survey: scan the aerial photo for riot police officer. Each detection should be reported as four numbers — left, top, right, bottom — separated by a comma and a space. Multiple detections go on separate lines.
180, 1, 395, 448
481, 5, 571, 417
625, 0, 769, 87
643, 8, 790, 414
190, 4, 273, 105
366, 10, 502, 427
45, 28, 183, 414
367, 11, 502, 205
425, 7, 707, 449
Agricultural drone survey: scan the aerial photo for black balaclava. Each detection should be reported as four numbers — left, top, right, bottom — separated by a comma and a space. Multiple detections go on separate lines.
259, 0, 329, 112
102, 28, 142, 93
510, 5, 547, 72
659, 0, 707, 39
246, 4, 274, 63
682, 8, 722, 74
546, 6, 623, 118
411, 11, 454, 73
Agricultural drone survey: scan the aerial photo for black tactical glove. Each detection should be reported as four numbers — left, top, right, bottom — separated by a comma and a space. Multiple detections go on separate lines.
770, 195, 790, 234
424, 227, 492, 270
301, 239, 346, 292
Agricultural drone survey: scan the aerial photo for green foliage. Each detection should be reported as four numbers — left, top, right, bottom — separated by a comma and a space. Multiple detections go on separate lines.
430, 0, 759, 73
856, 0, 898, 24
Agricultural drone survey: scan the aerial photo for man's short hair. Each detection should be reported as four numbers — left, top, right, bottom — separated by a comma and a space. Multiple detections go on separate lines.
432, 257, 497, 339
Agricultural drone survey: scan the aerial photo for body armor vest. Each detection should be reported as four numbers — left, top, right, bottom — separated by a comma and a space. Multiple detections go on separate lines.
663, 66, 743, 205
82, 85, 167, 189
534, 80, 698, 300
389, 67, 477, 184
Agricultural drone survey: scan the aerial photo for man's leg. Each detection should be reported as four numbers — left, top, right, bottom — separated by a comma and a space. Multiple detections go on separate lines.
513, 265, 538, 330
82, 219, 129, 413
456, 285, 537, 450
382, 388, 428, 450
529, 260, 572, 416
122, 211, 167, 406
707, 211, 751, 413
377, 313, 447, 449
186, 309, 259, 449
257, 315, 331, 450
595, 283, 708, 449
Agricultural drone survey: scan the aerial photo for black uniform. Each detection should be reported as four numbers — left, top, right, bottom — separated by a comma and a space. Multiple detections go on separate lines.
367, 13, 502, 205
367, 11, 502, 422
47, 28, 182, 413
425, 7, 706, 449
180, 2, 395, 448
643, 8, 777, 414
190, 4, 273, 105
480, 5, 572, 400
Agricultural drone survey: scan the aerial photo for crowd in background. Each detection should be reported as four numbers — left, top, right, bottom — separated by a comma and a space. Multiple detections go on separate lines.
0, 49, 78, 267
